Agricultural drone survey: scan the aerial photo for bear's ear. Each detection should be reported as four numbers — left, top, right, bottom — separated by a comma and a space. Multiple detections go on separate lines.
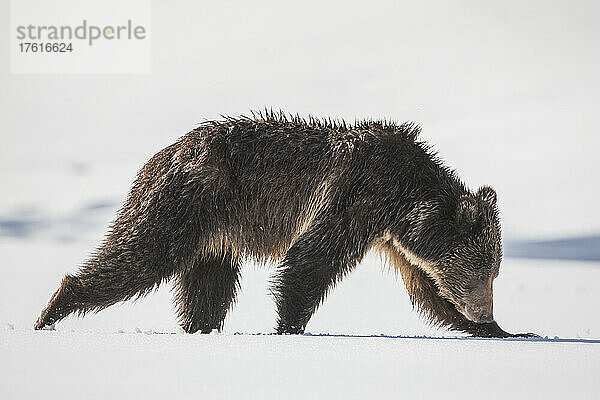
456, 194, 479, 230
476, 186, 497, 206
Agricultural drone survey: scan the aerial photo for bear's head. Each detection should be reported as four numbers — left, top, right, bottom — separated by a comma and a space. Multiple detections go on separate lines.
388, 185, 502, 324
435, 186, 501, 323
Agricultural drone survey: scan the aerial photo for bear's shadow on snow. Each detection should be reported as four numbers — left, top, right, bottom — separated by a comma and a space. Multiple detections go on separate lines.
301, 333, 600, 344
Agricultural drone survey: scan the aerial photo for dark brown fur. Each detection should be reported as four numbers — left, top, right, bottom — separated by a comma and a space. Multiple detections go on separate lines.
35, 110, 536, 337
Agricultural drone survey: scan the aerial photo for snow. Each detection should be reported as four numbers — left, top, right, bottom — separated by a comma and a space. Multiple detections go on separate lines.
2, 331, 599, 400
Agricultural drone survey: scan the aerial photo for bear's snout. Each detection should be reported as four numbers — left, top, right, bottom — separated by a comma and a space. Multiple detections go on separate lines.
463, 303, 494, 323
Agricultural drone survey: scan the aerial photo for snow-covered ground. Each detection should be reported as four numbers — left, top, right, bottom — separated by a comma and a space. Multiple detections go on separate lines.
3, 331, 599, 400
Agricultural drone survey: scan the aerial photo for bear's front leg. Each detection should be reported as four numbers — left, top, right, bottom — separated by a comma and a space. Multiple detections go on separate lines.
271, 211, 371, 334
457, 320, 540, 338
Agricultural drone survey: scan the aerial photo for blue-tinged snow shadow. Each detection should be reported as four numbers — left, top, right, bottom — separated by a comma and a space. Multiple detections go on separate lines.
504, 235, 600, 262
0, 199, 119, 241
0, 218, 48, 238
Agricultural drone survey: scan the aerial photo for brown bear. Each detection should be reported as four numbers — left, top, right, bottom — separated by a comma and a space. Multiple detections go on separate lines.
35, 110, 537, 338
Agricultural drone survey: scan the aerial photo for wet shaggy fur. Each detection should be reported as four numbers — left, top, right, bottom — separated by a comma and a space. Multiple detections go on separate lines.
35, 110, 535, 337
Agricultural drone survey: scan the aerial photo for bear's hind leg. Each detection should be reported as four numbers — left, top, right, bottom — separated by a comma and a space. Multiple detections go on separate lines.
173, 251, 241, 334
34, 248, 175, 330
35, 144, 221, 331
35, 274, 80, 330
